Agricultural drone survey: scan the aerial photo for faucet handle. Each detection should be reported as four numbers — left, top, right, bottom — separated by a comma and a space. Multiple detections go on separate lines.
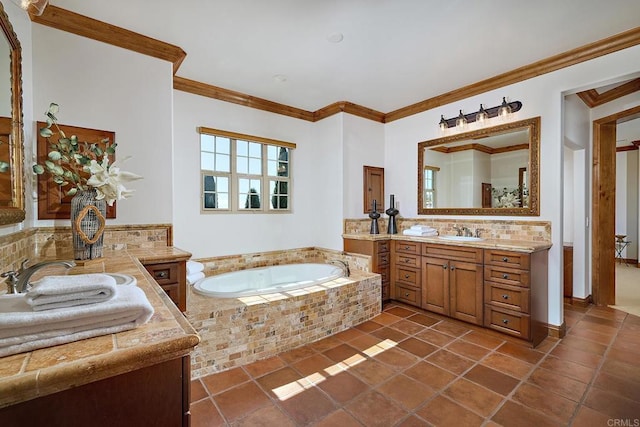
1, 270, 19, 293
19, 259, 29, 273
475, 228, 484, 238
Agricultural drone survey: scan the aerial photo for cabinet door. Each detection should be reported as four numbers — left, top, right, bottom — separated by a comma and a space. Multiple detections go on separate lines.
422, 257, 449, 315
363, 166, 384, 214
450, 261, 483, 325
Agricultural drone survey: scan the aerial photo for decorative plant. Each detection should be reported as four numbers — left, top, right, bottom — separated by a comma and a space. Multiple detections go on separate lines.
32, 103, 142, 206
491, 185, 527, 208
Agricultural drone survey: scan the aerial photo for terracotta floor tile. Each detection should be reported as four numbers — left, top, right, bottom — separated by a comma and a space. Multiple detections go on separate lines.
426, 349, 475, 375
354, 320, 384, 333
348, 333, 390, 353
447, 340, 492, 361
593, 371, 640, 403
278, 346, 317, 364
611, 337, 640, 355
480, 352, 533, 380
432, 320, 471, 337
573, 319, 619, 336
346, 390, 408, 427
384, 306, 417, 318
290, 353, 343, 379
532, 336, 559, 354
313, 409, 362, 427
316, 370, 369, 405
443, 378, 504, 417
404, 361, 457, 390
549, 343, 602, 368
332, 327, 366, 343
491, 400, 560, 427
407, 313, 440, 327
527, 367, 588, 402
322, 343, 363, 364
571, 405, 617, 427
396, 337, 438, 358
414, 328, 456, 346
539, 355, 597, 384
559, 334, 608, 356
376, 374, 436, 410
349, 358, 396, 386
390, 319, 428, 335
201, 367, 250, 395
371, 312, 402, 326
462, 330, 506, 350
370, 326, 409, 343
607, 346, 640, 366
583, 387, 640, 420
232, 403, 295, 427
213, 382, 271, 422
191, 379, 208, 402
243, 356, 286, 379
308, 336, 343, 352
496, 341, 545, 364
255, 367, 309, 400
464, 365, 520, 396
511, 382, 578, 424
191, 398, 226, 427
583, 313, 623, 328
372, 346, 419, 370
396, 415, 431, 427
277, 386, 337, 426
416, 395, 484, 427
568, 326, 615, 346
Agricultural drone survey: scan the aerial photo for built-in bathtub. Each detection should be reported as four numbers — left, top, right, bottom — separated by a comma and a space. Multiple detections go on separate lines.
193, 263, 344, 298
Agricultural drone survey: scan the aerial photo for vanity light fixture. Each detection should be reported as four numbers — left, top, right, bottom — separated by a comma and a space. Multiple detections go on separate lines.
438, 98, 522, 130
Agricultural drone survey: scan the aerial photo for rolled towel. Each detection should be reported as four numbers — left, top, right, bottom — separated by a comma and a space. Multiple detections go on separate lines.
187, 271, 205, 285
410, 225, 436, 232
26, 273, 117, 311
403, 229, 438, 237
0, 285, 154, 358
187, 260, 205, 275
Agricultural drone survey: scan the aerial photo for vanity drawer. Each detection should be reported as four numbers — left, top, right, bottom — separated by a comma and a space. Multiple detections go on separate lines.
376, 240, 391, 254
379, 268, 390, 284
394, 265, 420, 287
484, 266, 530, 287
485, 282, 530, 313
422, 244, 483, 264
395, 284, 421, 306
394, 253, 420, 268
377, 252, 390, 267
484, 250, 530, 270
485, 305, 530, 340
395, 241, 421, 255
144, 262, 179, 285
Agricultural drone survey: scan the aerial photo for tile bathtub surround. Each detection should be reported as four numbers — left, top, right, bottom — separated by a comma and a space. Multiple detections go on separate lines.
344, 218, 551, 242
191, 302, 640, 427
187, 270, 381, 378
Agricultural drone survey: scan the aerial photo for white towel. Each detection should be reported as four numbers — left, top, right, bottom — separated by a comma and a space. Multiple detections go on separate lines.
26, 273, 117, 311
187, 260, 205, 275
0, 285, 154, 358
187, 271, 205, 285
403, 229, 438, 237
410, 225, 437, 232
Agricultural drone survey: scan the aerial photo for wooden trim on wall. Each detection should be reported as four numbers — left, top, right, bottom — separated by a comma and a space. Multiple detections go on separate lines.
547, 321, 567, 339
198, 127, 297, 149
31, 5, 187, 74
577, 78, 640, 108
314, 101, 386, 123
616, 144, 639, 152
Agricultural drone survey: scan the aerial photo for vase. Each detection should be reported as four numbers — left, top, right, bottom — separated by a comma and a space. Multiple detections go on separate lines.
71, 189, 107, 260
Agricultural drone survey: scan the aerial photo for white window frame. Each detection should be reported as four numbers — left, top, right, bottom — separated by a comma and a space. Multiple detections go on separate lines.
423, 166, 439, 208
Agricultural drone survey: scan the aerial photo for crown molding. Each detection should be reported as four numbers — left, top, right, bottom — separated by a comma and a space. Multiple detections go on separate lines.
31, 6, 640, 123
576, 78, 640, 108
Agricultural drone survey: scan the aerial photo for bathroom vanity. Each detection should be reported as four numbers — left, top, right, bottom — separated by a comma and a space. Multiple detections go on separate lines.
344, 234, 550, 347
0, 247, 199, 426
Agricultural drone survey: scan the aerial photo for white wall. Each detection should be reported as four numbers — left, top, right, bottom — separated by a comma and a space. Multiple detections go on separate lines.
616, 150, 639, 259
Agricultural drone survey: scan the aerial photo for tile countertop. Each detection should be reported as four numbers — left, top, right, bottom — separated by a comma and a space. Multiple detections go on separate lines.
0, 247, 200, 409
342, 233, 552, 253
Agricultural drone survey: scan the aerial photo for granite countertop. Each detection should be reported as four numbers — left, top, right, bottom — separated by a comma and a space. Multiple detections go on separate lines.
342, 233, 552, 253
0, 247, 200, 409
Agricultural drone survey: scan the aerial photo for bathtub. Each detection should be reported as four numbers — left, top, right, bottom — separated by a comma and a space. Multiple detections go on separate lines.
192, 263, 344, 298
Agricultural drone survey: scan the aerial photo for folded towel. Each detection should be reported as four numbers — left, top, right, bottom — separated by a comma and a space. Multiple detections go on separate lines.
187, 271, 205, 285
26, 273, 117, 311
410, 225, 437, 232
0, 286, 154, 358
403, 229, 438, 237
187, 260, 205, 275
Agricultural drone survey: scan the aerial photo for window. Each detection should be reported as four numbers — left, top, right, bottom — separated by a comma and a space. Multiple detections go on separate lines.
423, 166, 439, 208
199, 127, 294, 212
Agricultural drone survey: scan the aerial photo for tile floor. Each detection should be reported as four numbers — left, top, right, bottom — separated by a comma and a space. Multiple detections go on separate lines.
190, 302, 640, 426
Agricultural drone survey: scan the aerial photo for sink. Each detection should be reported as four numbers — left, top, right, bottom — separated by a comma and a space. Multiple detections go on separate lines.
438, 236, 484, 242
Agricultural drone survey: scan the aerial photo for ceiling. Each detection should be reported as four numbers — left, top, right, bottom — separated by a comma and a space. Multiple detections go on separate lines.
49, 0, 640, 113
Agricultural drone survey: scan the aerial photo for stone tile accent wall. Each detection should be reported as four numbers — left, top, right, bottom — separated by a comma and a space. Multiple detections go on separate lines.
344, 218, 551, 242
187, 269, 381, 378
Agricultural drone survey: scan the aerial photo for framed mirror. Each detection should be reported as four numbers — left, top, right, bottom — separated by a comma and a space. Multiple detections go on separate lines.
0, 2, 25, 225
418, 117, 540, 216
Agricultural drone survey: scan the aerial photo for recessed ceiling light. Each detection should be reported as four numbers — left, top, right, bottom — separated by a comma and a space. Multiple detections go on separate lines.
273, 74, 287, 83
327, 32, 344, 43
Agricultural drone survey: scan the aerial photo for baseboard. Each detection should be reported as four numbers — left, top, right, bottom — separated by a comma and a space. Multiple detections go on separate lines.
547, 321, 567, 339
615, 258, 638, 266
570, 295, 592, 308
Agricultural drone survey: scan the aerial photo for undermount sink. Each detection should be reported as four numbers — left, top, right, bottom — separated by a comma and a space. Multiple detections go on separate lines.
438, 236, 484, 242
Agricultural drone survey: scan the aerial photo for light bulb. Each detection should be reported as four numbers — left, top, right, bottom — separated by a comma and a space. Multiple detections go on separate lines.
439, 115, 448, 131
475, 104, 488, 123
456, 110, 467, 128
498, 97, 512, 118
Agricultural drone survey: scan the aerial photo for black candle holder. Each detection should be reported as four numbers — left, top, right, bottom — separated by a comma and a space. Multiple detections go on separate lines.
385, 194, 399, 234
369, 200, 380, 234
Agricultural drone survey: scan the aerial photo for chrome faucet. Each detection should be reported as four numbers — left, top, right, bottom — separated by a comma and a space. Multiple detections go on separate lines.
1, 259, 76, 294
328, 259, 350, 277
462, 227, 473, 237
453, 225, 463, 236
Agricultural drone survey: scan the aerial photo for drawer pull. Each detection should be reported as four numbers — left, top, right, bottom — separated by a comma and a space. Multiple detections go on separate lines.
503, 273, 509, 279
503, 257, 509, 262
450, 266, 455, 271
405, 292, 410, 297
403, 258, 411, 263
404, 246, 410, 250
156, 271, 167, 278
502, 294, 509, 300
502, 319, 509, 324
404, 274, 410, 279
442, 264, 447, 269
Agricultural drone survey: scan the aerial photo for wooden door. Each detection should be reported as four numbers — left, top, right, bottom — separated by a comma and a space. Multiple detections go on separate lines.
482, 182, 492, 208
449, 261, 484, 325
422, 256, 449, 315
363, 165, 384, 213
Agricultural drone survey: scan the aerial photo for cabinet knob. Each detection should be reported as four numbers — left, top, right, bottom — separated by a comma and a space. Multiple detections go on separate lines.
404, 274, 410, 279
442, 264, 447, 269
503, 257, 509, 262
405, 293, 410, 297
502, 319, 509, 324
502, 273, 509, 279
404, 246, 410, 250
156, 271, 167, 278
502, 294, 509, 300
450, 266, 455, 271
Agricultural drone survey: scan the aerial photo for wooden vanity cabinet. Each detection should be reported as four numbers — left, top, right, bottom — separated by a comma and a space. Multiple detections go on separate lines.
422, 244, 484, 325
343, 238, 391, 301
143, 260, 187, 311
392, 241, 422, 307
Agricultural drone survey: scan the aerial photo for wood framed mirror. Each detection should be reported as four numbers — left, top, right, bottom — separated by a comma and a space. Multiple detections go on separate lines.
418, 117, 540, 216
0, 2, 25, 225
